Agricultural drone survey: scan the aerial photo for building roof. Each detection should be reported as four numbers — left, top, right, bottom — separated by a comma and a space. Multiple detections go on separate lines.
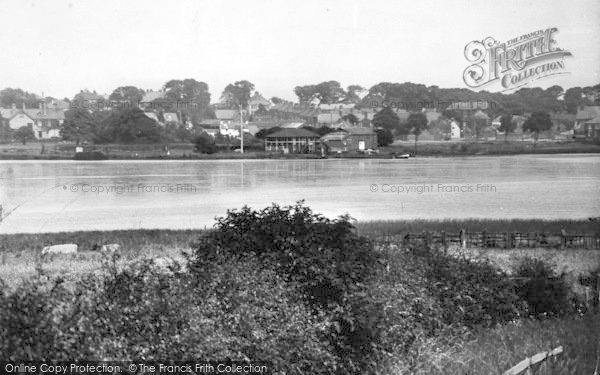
585, 116, 600, 124
280, 122, 305, 129
163, 112, 179, 123
576, 106, 600, 121
472, 110, 490, 120
141, 90, 166, 103
249, 92, 270, 106
143, 112, 160, 122
74, 90, 105, 102
215, 109, 238, 120
317, 113, 341, 123
266, 128, 319, 138
320, 132, 348, 142
345, 127, 376, 135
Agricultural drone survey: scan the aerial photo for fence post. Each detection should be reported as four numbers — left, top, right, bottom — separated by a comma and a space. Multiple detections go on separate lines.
482, 230, 487, 248
441, 231, 447, 252
505, 232, 511, 249
460, 229, 466, 249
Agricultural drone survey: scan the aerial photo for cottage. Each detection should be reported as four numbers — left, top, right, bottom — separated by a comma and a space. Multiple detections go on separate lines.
265, 128, 320, 153
450, 120, 461, 139
0, 103, 65, 139
215, 109, 240, 124
320, 127, 377, 153
574, 106, 600, 139
248, 92, 271, 114
582, 116, 600, 140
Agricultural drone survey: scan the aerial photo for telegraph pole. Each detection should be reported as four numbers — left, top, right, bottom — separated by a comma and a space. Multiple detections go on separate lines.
239, 104, 244, 154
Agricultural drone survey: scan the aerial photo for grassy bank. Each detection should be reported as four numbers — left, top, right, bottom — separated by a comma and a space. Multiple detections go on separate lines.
1, 139, 599, 159
1, 219, 597, 254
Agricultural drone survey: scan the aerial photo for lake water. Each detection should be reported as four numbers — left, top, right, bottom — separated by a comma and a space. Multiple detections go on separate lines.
0, 154, 599, 234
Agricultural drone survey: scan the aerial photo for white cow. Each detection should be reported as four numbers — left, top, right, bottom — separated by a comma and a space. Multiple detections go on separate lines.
42, 244, 78, 256
100, 243, 121, 253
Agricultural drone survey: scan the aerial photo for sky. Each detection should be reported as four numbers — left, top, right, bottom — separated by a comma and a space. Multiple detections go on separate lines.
0, 0, 598, 102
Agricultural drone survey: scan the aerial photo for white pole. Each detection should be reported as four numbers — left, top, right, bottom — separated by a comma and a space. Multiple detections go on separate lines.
240, 104, 244, 154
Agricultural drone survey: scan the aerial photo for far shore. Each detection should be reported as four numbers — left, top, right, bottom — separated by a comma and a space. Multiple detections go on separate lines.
0, 139, 599, 160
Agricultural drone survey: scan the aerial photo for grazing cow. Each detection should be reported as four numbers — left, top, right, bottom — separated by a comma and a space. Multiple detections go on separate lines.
42, 244, 78, 256
100, 244, 121, 253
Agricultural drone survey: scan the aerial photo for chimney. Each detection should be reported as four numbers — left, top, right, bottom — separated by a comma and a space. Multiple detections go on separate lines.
22, 102, 26, 110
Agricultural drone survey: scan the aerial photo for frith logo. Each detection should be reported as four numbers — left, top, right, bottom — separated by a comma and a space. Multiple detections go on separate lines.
463, 27, 572, 91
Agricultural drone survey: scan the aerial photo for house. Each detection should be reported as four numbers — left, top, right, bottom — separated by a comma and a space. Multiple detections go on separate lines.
265, 128, 320, 153
248, 92, 271, 113
139, 90, 167, 110
72, 90, 106, 109
0, 103, 65, 139
450, 120, 461, 139
163, 112, 180, 124
320, 127, 377, 153
574, 106, 600, 139
143, 112, 162, 124
215, 109, 240, 124
317, 112, 341, 125
581, 117, 600, 140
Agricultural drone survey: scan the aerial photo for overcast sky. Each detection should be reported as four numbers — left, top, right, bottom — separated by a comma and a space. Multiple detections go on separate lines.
0, 0, 598, 102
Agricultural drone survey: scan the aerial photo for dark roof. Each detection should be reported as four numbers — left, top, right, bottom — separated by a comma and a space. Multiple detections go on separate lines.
266, 128, 319, 138
576, 106, 600, 120
345, 127, 375, 135
585, 116, 600, 124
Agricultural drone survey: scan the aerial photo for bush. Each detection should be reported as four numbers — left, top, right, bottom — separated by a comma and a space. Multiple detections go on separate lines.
189, 201, 381, 373
515, 258, 572, 318
0, 257, 337, 373
420, 248, 522, 328
73, 151, 107, 160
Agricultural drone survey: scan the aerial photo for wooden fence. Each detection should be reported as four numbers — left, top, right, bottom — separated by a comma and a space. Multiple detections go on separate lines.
503, 346, 563, 375
377, 230, 600, 249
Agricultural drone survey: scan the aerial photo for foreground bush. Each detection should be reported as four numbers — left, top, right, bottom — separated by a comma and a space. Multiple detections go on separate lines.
0, 257, 336, 373
189, 202, 380, 373
515, 258, 572, 318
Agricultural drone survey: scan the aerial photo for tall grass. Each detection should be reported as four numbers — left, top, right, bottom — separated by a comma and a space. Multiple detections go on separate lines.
392, 314, 600, 375
356, 218, 600, 237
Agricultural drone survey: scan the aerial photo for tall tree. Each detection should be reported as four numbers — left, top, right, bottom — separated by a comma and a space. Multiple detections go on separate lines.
61, 108, 98, 145
163, 79, 212, 119
220, 80, 255, 108
99, 108, 162, 144
372, 107, 400, 133
375, 128, 393, 147
0, 88, 40, 108
294, 81, 346, 105
109, 86, 145, 107
14, 126, 35, 145
498, 113, 516, 142
564, 87, 583, 114
407, 112, 428, 154
345, 85, 365, 103
522, 112, 553, 147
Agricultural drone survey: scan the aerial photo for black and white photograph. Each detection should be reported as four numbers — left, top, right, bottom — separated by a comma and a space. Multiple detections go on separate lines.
0, 0, 599, 374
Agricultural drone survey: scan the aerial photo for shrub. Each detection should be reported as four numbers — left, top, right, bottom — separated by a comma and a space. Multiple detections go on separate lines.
420, 248, 522, 328
73, 151, 107, 160
189, 201, 381, 373
515, 258, 571, 318
0, 257, 337, 373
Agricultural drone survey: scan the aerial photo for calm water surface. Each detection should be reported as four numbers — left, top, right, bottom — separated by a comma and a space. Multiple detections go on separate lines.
0, 154, 599, 233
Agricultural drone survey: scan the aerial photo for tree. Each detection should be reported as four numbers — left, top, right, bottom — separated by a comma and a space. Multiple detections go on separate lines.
375, 128, 393, 147
61, 108, 98, 145
99, 108, 162, 144
498, 113, 516, 142
14, 126, 35, 145
109, 86, 145, 107
522, 112, 553, 147
345, 85, 365, 103
220, 80, 255, 108
407, 112, 428, 154
193, 133, 217, 154
0, 88, 40, 108
342, 113, 359, 126
564, 87, 583, 114
270, 97, 285, 104
465, 115, 488, 140
163, 79, 212, 119
372, 107, 400, 133
294, 81, 346, 105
